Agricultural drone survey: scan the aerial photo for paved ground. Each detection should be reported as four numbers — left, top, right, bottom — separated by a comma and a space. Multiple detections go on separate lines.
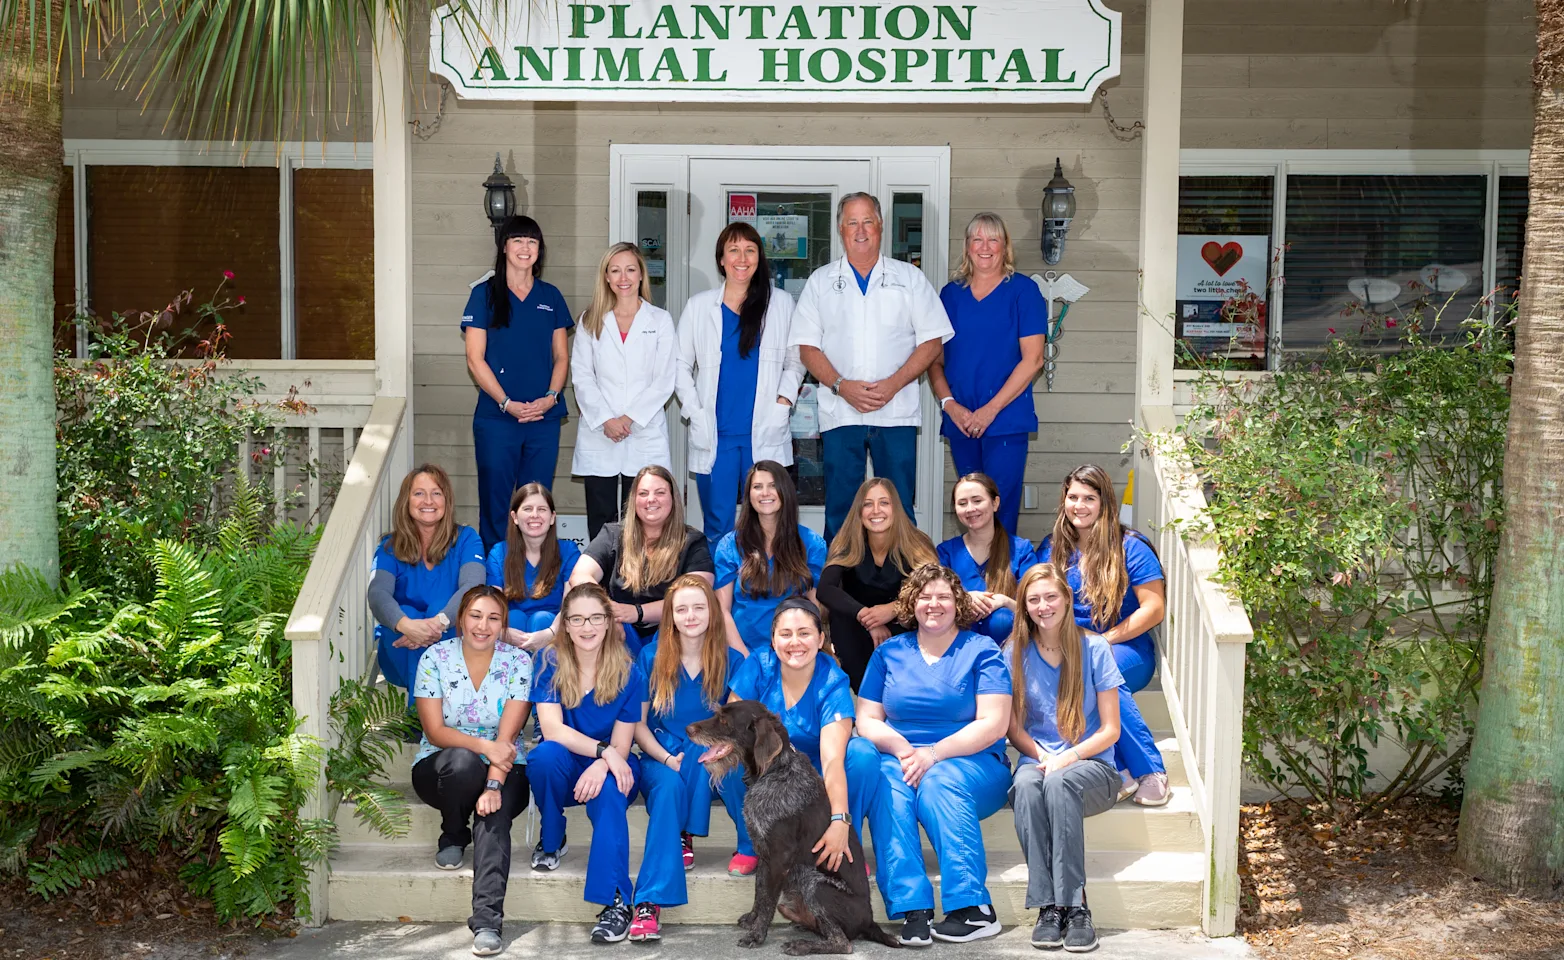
261, 921, 1255, 960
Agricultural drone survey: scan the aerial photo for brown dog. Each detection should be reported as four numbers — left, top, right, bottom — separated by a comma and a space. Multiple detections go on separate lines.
687, 700, 899, 955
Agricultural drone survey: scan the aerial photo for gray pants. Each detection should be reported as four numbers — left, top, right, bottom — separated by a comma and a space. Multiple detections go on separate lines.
1010, 757, 1119, 908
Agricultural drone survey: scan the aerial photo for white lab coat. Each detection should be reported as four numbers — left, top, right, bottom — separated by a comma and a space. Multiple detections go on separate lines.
675, 287, 807, 475
788, 256, 954, 431
570, 300, 678, 478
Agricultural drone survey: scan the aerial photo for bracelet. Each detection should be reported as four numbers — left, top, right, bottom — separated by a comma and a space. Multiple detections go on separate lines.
939, 396, 954, 410
500, 397, 511, 412
634, 602, 644, 623
1069, 748, 1082, 762
831, 375, 845, 394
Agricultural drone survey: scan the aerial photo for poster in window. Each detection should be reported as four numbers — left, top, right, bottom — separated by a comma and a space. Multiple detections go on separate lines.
756, 214, 809, 259
728, 193, 757, 224
1175, 235, 1269, 366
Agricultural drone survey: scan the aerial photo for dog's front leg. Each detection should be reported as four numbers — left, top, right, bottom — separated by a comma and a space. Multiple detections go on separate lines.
737, 861, 784, 948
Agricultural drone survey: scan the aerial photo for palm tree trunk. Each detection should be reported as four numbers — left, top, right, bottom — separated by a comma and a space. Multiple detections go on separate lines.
1456, 0, 1564, 893
0, 0, 64, 583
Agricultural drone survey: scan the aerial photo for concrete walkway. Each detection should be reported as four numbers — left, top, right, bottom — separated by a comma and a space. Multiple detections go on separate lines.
261, 921, 1255, 960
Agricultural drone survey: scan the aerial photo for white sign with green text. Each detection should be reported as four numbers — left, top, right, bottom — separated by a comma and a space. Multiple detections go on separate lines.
429, 0, 1121, 103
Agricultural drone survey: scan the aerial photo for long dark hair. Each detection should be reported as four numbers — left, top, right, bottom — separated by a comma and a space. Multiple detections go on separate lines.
502, 483, 563, 601
487, 215, 547, 329
735, 461, 813, 598
715, 221, 771, 358
953, 473, 1016, 597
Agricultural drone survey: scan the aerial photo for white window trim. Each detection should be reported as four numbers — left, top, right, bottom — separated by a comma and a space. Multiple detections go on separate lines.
60, 139, 373, 360
1177, 149, 1529, 375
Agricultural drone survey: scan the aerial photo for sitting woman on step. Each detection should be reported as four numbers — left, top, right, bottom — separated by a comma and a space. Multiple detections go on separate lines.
714, 461, 828, 654
935, 472, 1037, 644
485, 483, 581, 651
411, 584, 532, 958
1006, 563, 1126, 954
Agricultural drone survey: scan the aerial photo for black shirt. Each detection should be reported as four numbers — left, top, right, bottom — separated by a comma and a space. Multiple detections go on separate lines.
584, 522, 714, 633
817, 551, 912, 616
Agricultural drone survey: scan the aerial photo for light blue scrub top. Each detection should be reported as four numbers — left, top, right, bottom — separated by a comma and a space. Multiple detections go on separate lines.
1012, 632, 1124, 765
728, 646, 856, 771
372, 525, 486, 639
713, 525, 828, 648
715, 304, 760, 437
533, 654, 647, 743
936, 534, 1038, 595
636, 639, 746, 754
485, 539, 583, 626
857, 630, 1013, 764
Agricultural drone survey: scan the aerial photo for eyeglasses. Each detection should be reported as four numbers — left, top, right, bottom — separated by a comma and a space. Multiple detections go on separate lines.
565, 613, 610, 627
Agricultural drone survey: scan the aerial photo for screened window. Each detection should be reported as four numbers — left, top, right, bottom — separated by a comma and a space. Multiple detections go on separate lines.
1496, 175, 1528, 309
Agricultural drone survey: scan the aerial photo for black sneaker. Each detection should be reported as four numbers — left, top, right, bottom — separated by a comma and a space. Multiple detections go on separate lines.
1031, 906, 1065, 949
591, 894, 632, 944
1062, 906, 1097, 952
531, 838, 568, 871
898, 909, 934, 947
933, 904, 1001, 942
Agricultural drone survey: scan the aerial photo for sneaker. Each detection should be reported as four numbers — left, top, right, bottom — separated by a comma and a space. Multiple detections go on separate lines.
436, 845, 465, 870
727, 852, 758, 876
1115, 770, 1139, 803
933, 904, 1001, 942
531, 838, 568, 871
1062, 906, 1097, 952
628, 902, 661, 942
1031, 906, 1065, 949
591, 894, 632, 944
472, 928, 503, 956
681, 833, 695, 871
898, 909, 934, 947
1132, 772, 1171, 807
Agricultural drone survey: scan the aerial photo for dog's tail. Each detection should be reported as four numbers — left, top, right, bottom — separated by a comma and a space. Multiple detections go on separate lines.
861, 924, 902, 949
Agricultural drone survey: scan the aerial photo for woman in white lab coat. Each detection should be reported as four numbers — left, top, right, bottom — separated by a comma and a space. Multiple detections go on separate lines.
571, 242, 679, 540
675, 222, 806, 546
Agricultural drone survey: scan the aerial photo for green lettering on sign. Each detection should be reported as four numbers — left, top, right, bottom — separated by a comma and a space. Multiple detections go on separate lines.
649, 47, 689, 80
934, 5, 975, 41
957, 47, 995, 82
472, 46, 509, 81
885, 5, 928, 41
570, 4, 605, 38
856, 47, 887, 82
892, 47, 928, 82
738, 4, 775, 38
648, 5, 687, 38
694, 47, 728, 81
516, 46, 555, 81
778, 5, 815, 40
610, 4, 644, 37
1039, 48, 1076, 83
819, 5, 855, 39
691, 4, 732, 39
760, 46, 801, 81
932, 47, 953, 82
565, 47, 586, 80
997, 48, 1034, 83
808, 47, 851, 83
594, 47, 643, 80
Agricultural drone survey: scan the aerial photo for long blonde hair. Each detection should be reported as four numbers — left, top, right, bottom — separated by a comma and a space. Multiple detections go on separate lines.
648, 575, 730, 715
619, 465, 688, 594
1010, 563, 1087, 744
953, 212, 1016, 283
547, 582, 633, 710
1047, 464, 1128, 630
580, 242, 653, 338
388, 463, 459, 565
825, 478, 936, 572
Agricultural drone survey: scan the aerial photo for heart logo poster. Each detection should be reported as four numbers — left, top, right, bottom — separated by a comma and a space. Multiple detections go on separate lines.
1175, 234, 1270, 366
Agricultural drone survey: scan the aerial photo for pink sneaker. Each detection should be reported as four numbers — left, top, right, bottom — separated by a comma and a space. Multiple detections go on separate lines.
1133, 772, 1171, 807
628, 902, 661, 942
728, 852, 759, 876
681, 832, 694, 871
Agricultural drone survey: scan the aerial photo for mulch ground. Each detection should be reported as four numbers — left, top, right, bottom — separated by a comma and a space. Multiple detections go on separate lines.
1239, 798, 1564, 960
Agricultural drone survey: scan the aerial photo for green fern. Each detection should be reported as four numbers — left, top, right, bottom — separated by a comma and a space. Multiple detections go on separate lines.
0, 819, 38, 875
26, 846, 128, 899
325, 680, 415, 840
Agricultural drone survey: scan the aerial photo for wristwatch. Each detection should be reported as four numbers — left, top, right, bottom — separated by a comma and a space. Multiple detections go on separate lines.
595, 740, 610, 758
544, 389, 561, 402
830, 376, 845, 395
484, 778, 503, 792
829, 813, 849, 824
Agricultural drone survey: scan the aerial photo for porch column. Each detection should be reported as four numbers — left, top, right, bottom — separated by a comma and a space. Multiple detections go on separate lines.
1134, 0, 1184, 415
374, 7, 415, 429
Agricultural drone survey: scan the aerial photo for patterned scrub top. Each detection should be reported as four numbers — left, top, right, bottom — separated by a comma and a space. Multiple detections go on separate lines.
412, 637, 533, 766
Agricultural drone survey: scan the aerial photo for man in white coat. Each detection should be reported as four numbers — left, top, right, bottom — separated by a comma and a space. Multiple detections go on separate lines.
789, 193, 954, 540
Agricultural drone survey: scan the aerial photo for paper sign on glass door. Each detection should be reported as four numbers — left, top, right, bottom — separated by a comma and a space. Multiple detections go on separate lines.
757, 215, 809, 259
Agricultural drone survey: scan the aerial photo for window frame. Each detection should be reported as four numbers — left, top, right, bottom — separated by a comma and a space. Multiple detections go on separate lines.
1177, 149, 1529, 373
61, 139, 373, 360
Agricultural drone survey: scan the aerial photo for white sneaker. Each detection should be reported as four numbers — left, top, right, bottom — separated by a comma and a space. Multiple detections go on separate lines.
1116, 769, 1140, 802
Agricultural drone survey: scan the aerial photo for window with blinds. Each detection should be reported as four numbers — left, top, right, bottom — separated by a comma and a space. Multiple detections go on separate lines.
53, 168, 77, 355
1177, 176, 1274, 370
295, 168, 375, 360
1495, 176, 1528, 309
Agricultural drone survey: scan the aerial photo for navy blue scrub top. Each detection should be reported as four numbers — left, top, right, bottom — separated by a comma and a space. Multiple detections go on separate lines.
461, 277, 573, 421
636, 639, 746, 753
715, 304, 759, 437
937, 275, 1048, 439
485, 539, 583, 625
728, 646, 856, 771
533, 653, 648, 743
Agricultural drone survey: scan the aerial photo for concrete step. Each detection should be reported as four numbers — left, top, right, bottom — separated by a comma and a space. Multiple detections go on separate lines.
326, 844, 1204, 929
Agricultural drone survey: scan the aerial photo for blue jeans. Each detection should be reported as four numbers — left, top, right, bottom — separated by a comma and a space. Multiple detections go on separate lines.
822, 425, 918, 542
946, 431, 1029, 535
693, 435, 754, 548
1111, 636, 1166, 777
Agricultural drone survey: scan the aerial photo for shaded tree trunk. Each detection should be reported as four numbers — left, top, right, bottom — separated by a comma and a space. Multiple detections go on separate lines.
1456, 0, 1564, 894
0, 0, 64, 583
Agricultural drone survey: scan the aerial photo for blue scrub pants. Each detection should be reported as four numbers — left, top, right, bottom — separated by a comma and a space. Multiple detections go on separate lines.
474, 416, 562, 552
528, 740, 643, 907
622, 623, 650, 657
376, 603, 456, 703
946, 431, 1028, 535
1111, 636, 1166, 778
823, 425, 918, 542
971, 606, 1017, 645
728, 736, 881, 853
693, 435, 754, 548
635, 739, 750, 907
864, 749, 1010, 918
509, 609, 557, 632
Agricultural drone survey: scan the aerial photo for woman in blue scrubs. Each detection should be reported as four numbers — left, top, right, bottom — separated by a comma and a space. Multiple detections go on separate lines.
727, 597, 881, 879
463, 215, 573, 551
714, 461, 827, 653
367, 464, 486, 700
485, 483, 581, 650
856, 563, 1013, 947
528, 583, 647, 944
928, 213, 1047, 536
1039, 463, 1170, 808
630, 575, 747, 939
936, 473, 1037, 644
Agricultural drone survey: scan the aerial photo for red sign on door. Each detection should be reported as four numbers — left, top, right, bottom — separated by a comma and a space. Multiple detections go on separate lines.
728, 193, 757, 224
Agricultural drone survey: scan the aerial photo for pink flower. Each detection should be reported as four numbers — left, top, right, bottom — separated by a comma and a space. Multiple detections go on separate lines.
237, 295, 246, 305
261, 446, 272, 456
223, 270, 235, 280
1385, 319, 1398, 328
1327, 328, 1336, 335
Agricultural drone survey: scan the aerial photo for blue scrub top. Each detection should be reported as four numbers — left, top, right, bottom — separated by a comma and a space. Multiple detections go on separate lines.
1013, 632, 1124, 765
637, 639, 746, 753
485, 539, 583, 625
533, 653, 647, 743
728, 646, 855, 771
461, 278, 573, 421
858, 630, 1012, 764
372, 525, 486, 638
936, 534, 1038, 594
714, 525, 828, 647
937, 275, 1047, 439
1038, 532, 1165, 642
715, 304, 760, 437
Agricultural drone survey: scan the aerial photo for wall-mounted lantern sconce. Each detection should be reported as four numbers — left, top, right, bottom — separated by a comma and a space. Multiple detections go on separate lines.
483, 153, 517, 241
1041, 158, 1077, 266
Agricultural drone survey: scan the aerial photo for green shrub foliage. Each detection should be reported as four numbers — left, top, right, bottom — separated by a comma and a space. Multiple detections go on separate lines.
1164, 315, 1510, 817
